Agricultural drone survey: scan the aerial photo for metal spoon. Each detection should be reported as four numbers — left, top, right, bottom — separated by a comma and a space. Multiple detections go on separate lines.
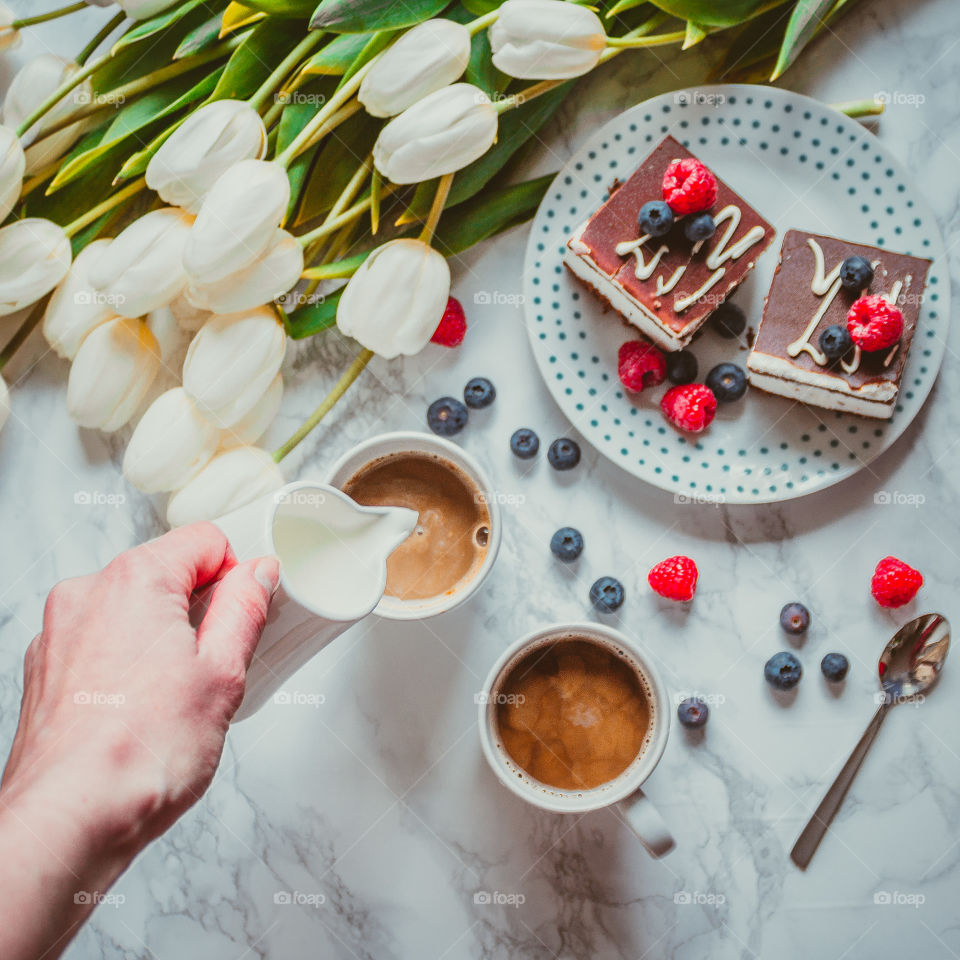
790, 612, 950, 869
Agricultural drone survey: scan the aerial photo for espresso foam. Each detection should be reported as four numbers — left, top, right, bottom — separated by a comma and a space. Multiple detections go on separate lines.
341, 452, 489, 603
494, 636, 653, 792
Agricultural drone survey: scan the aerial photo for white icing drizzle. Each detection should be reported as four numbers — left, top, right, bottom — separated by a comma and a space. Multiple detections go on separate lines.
840, 345, 861, 375
705, 205, 766, 270
656, 265, 686, 295
615, 235, 668, 281
674, 267, 726, 312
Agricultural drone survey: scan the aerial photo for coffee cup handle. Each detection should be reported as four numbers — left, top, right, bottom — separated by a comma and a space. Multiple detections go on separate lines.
617, 788, 675, 858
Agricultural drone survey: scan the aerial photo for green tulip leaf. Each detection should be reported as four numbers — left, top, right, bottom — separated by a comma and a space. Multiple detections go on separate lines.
434, 172, 554, 256
772, 0, 845, 79
284, 284, 345, 338
461, 0, 499, 13
112, 0, 227, 52
234, 0, 317, 14
209, 17, 307, 101
311, 0, 451, 34
465, 27, 508, 97
48, 68, 221, 192
300, 31, 374, 75
175, 12, 227, 59
708, 3, 790, 80
647, 0, 779, 27
337, 29, 395, 87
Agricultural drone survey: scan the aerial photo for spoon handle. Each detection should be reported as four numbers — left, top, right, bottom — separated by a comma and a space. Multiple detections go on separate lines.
790, 702, 889, 869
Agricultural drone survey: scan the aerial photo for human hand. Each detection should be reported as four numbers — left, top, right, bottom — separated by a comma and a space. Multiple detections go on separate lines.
0, 523, 278, 960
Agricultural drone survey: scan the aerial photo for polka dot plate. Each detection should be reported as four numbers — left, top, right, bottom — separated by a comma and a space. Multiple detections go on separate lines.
523, 85, 948, 504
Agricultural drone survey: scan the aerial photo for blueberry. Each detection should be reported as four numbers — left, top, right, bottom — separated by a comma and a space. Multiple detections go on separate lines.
427, 397, 468, 436
550, 527, 584, 562
510, 428, 539, 459
464, 377, 496, 409
705, 363, 747, 402
764, 651, 803, 690
711, 301, 747, 339
839, 255, 874, 291
677, 697, 709, 728
818, 324, 853, 361
779, 602, 810, 635
821, 653, 849, 683
666, 350, 698, 384
637, 200, 674, 238
547, 437, 581, 471
684, 212, 716, 243
590, 576, 624, 612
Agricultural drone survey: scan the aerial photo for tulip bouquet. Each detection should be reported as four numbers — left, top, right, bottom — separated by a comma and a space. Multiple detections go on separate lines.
0, 0, 873, 525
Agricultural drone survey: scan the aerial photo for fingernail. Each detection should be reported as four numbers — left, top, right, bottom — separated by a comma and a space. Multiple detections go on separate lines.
254, 557, 280, 596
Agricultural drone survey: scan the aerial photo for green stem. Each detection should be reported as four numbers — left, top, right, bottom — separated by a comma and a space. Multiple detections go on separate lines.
275, 60, 376, 168
833, 98, 884, 119
301, 253, 366, 280
296, 181, 396, 247
0, 299, 48, 374
492, 79, 564, 114
418, 172, 453, 244
14, 52, 109, 138
272, 348, 374, 462
76, 10, 126, 67
466, 10, 499, 34
603, 30, 687, 49
12, 1, 87, 28
249, 30, 326, 112
63, 176, 147, 238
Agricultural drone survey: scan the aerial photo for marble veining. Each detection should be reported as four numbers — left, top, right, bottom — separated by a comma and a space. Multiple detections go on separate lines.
1, 0, 959, 957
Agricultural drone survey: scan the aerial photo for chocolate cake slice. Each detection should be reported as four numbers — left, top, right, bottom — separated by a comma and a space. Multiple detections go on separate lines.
746, 230, 931, 419
563, 135, 775, 351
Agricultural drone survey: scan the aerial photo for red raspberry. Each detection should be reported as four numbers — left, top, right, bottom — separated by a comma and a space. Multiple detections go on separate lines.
431, 297, 466, 347
618, 339, 666, 393
846, 295, 903, 352
660, 384, 717, 433
648, 555, 698, 602
662, 158, 718, 216
871, 556, 923, 608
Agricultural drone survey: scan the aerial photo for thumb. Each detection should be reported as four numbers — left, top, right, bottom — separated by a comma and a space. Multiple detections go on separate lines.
197, 556, 279, 675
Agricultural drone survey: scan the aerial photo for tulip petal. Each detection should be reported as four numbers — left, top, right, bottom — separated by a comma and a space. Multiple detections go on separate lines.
0, 218, 72, 317
67, 317, 161, 432
43, 239, 113, 360
220, 373, 284, 448
0, 373, 9, 435
166, 445, 284, 528
123, 387, 220, 493
0, 124, 25, 223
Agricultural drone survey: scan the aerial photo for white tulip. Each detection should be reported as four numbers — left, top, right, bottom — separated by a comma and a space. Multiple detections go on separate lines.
0, 373, 9, 435
168, 292, 210, 333
0, 4, 21, 52
67, 317, 160, 432
184, 229, 303, 314
0, 218, 72, 317
122, 388, 219, 494
359, 19, 471, 118
42, 240, 113, 360
3, 55, 94, 172
373, 83, 497, 185
337, 239, 449, 359
87, 208, 194, 318
145, 305, 185, 364
166, 445, 284, 528
490, 0, 606, 79
116, 0, 178, 18
182, 307, 286, 427
0, 125, 25, 222
220, 373, 283, 448
184, 159, 290, 285
146, 100, 267, 213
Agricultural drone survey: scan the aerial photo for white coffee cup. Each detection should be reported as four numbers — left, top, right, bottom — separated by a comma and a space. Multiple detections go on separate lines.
326, 431, 502, 621
478, 622, 675, 857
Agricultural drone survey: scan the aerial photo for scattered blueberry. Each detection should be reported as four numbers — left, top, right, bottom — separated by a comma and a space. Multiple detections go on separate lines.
711, 301, 747, 339
550, 527, 584, 562
510, 428, 539, 459
427, 397, 467, 436
677, 697, 709, 728
666, 350, 698, 384
547, 437, 581, 471
818, 324, 853, 361
764, 651, 803, 690
821, 653, 849, 683
637, 200, 674, 238
705, 363, 747, 402
590, 576, 624, 613
463, 377, 496, 409
839, 255, 874, 291
684, 212, 716, 243
779, 602, 810, 635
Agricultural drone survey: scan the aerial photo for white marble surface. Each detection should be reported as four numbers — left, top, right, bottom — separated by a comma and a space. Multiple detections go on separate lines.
2, 2, 960, 958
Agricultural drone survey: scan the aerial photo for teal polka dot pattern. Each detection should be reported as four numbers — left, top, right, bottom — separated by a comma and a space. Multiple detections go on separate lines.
523, 85, 948, 504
